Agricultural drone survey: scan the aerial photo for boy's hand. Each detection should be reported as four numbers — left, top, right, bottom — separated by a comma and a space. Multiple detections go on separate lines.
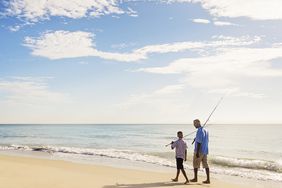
170, 141, 174, 149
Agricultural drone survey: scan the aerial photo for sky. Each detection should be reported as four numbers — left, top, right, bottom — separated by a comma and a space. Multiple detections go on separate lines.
0, 0, 282, 124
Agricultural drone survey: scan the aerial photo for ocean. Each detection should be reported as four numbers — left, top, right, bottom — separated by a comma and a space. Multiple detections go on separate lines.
0, 124, 281, 183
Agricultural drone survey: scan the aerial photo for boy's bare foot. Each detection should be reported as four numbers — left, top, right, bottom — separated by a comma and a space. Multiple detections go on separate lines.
184, 180, 189, 184
190, 178, 197, 182
203, 180, 210, 184
171, 178, 178, 182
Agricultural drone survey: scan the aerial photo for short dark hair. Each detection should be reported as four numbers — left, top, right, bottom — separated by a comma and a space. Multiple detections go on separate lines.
177, 131, 183, 135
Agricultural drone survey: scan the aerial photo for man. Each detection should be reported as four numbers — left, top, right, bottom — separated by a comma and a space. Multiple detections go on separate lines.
171, 131, 189, 184
191, 119, 210, 184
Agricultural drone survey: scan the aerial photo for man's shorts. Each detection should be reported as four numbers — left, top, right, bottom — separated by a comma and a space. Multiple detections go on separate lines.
193, 153, 209, 168
176, 158, 184, 169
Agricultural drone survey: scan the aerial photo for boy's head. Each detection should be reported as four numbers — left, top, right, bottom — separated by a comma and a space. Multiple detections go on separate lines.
177, 131, 183, 138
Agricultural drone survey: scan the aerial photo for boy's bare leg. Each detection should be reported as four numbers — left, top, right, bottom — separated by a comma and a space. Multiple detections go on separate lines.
181, 169, 189, 184
172, 169, 180, 182
202, 168, 210, 184
190, 168, 198, 182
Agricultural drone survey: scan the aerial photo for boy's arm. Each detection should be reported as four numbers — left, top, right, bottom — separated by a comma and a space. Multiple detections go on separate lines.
171, 141, 175, 149
185, 149, 187, 161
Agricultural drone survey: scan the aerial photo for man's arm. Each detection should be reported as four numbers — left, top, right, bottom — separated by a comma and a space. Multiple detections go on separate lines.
196, 142, 201, 158
185, 149, 187, 161
195, 128, 203, 158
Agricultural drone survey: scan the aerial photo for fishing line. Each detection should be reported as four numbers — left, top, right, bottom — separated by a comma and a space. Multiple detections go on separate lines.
165, 96, 224, 147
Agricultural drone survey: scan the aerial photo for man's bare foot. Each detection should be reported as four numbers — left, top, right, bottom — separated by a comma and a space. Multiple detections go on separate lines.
190, 178, 197, 182
203, 180, 210, 184
184, 180, 189, 184
171, 178, 178, 182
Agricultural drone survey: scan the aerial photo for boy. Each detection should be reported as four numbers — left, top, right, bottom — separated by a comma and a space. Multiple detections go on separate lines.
171, 131, 189, 184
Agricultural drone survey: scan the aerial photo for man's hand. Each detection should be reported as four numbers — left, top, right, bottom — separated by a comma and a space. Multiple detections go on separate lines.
185, 158, 187, 161
196, 152, 200, 158
171, 141, 174, 145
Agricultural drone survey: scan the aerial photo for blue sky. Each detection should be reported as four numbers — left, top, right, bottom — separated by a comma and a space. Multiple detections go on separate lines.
0, 0, 282, 124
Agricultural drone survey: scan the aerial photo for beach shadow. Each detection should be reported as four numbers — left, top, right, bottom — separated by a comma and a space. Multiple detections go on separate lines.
103, 181, 191, 188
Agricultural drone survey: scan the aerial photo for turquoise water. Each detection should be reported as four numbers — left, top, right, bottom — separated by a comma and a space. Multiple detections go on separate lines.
0, 124, 281, 182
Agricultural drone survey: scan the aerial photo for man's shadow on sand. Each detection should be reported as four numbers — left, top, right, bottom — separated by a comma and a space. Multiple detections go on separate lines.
103, 181, 206, 188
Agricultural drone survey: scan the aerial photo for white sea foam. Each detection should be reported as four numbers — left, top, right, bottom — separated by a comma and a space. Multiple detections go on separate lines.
212, 166, 282, 182
0, 144, 32, 151
0, 145, 175, 167
211, 156, 282, 173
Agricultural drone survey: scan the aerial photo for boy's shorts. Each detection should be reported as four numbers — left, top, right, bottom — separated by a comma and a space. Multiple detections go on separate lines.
193, 153, 209, 168
176, 158, 184, 169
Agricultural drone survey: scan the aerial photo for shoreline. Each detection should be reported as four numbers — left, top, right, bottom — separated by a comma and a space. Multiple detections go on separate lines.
1, 152, 281, 188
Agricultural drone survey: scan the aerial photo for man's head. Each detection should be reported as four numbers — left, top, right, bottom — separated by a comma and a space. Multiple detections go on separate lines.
177, 131, 183, 139
193, 119, 201, 128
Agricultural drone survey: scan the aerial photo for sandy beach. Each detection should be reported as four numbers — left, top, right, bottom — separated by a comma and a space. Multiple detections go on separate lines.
1, 0, 282, 187
0, 154, 247, 188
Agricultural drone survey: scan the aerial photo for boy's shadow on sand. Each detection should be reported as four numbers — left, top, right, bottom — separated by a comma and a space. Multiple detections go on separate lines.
103, 181, 206, 188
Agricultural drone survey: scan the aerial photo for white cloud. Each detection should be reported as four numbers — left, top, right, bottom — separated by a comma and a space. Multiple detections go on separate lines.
24, 31, 97, 59
119, 84, 186, 111
4, 0, 126, 22
192, 18, 210, 24
168, 0, 282, 20
126, 84, 185, 103
8, 25, 21, 32
137, 44, 282, 97
7, 21, 34, 32
208, 87, 265, 99
139, 46, 282, 77
24, 30, 261, 62
0, 77, 69, 105
154, 84, 185, 95
213, 21, 237, 26
127, 7, 138, 17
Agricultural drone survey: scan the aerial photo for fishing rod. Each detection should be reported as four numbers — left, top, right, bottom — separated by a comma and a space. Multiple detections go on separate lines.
165, 96, 224, 147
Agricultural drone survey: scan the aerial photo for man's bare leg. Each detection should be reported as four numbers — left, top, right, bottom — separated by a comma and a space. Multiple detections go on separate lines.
202, 168, 210, 184
190, 168, 198, 182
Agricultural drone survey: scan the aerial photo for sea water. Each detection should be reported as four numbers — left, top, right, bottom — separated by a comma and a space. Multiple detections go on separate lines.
0, 124, 281, 183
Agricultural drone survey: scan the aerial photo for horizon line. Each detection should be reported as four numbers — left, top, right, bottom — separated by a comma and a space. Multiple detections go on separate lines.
0, 123, 281, 125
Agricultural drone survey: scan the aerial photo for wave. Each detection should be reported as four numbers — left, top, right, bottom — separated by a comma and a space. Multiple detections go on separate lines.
0, 144, 32, 150
212, 165, 282, 182
210, 156, 282, 173
1, 145, 281, 173
0, 145, 175, 168
0, 135, 34, 138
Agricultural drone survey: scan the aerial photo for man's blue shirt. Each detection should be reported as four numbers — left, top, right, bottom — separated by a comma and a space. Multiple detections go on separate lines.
194, 126, 209, 155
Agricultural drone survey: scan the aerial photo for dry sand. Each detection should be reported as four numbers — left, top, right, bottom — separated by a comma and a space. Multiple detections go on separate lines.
0, 154, 246, 188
